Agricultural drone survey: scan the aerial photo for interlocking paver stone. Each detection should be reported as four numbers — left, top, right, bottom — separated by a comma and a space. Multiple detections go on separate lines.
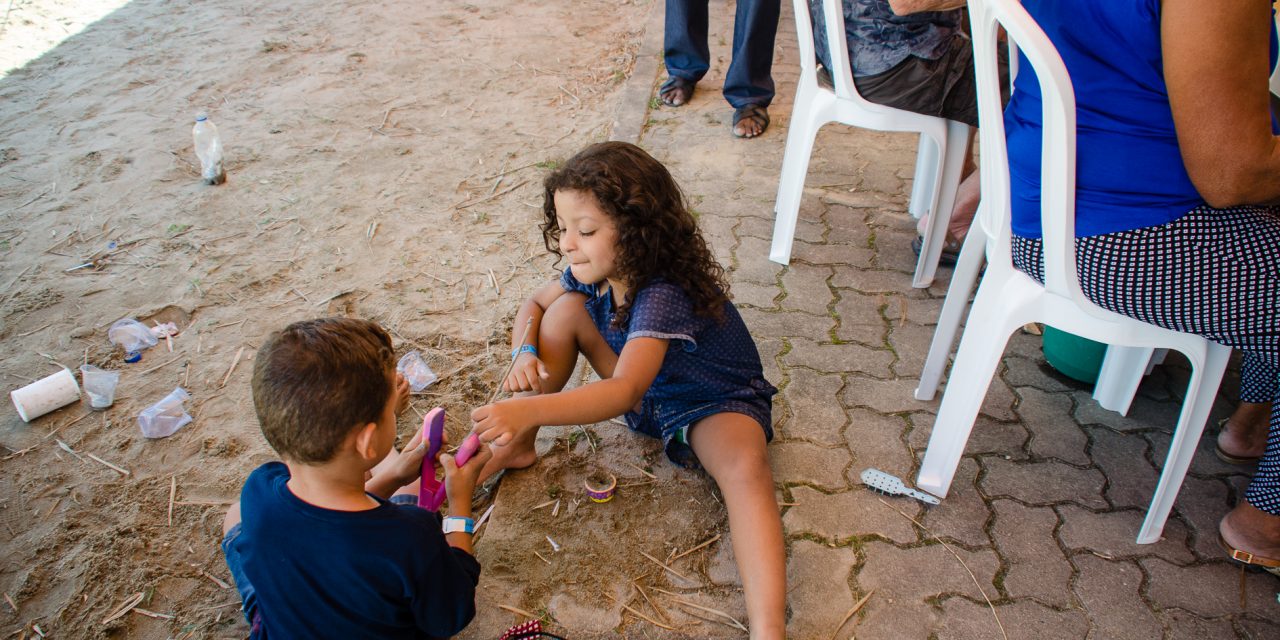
781, 336, 894, 378
758, 337, 785, 393
937, 599, 1090, 640
731, 236, 786, 285
779, 262, 834, 315
1017, 387, 1090, 465
784, 540, 858, 640
1055, 504, 1195, 564
858, 540, 1001, 601
777, 368, 847, 446
771, 441, 852, 491
1003, 355, 1077, 392
881, 294, 943, 326
871, 226, 920, 275
833, 290, 891, 346
732, 281, 779, 310
1160, 609, 1240, 640
845, 407, 915, 479
739, 307, 833, 341
790, 240, 874, 268
783, 485, 920, 544
990, 499, 1073, 605
980, 457, 1108, 508
1166, 474, 1235, 560
1086, 426, 1160, 510
887, 321, 937, 379
918, 458, 996, 548
1071, 555, 1163, 640
843, 376, 941, 415
1072, 389, 1183, 433
830, 265, 924, 294
907, 413, 1032, 461
1143, 557, 1280, 616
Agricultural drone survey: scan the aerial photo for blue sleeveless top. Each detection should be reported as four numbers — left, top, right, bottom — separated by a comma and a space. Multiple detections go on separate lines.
1007, 0, 1279, 238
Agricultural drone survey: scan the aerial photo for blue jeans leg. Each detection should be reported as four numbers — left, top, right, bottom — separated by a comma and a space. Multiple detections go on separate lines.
664, 0, 710, 82
724, 0, 779, 107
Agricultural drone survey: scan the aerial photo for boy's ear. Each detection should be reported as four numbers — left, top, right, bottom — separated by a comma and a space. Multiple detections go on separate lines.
353, 421, 382, 462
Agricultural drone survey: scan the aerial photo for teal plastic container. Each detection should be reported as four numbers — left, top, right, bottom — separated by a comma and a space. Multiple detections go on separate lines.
1041, 325, 1108, 384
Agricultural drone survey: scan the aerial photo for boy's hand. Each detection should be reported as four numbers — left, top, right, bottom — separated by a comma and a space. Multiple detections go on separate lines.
441, 445, 493, 516
470, 399, 529, 447
382, 429, 427, 487
394, 372, 411, 415
504, 353, 550, 393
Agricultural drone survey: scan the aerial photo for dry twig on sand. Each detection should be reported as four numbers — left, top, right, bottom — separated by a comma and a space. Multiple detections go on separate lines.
219, 346, 246, 388
101, 592, 144, 625
829, 589, 874, 640
639, 551, 688, 580
670, 533, 720, 562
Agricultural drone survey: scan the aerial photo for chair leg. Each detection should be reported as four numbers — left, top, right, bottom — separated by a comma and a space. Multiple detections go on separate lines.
1135, 342, 1232, 544
908, 134, 939, 220
916, 284, 1021, 498
1093, 345, 1155, 416
770, 84, 821, 266
916, 220, 986, 401
912, 120, 970, 289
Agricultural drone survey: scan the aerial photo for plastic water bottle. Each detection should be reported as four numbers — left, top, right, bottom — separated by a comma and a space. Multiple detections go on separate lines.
192, 113, 226, 185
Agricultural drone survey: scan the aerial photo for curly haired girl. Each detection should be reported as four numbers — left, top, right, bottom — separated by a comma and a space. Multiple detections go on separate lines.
470, 141, 785, 637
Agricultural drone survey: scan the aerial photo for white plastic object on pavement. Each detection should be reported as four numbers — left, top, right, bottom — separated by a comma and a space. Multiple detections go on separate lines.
138, 387, 193, 439
80, 364, 120, 410
108, 318, 159, 353
11, 368, 81, 422
860, 468, 940, 505
397, 351, 438, 392
192, 113, 226, 185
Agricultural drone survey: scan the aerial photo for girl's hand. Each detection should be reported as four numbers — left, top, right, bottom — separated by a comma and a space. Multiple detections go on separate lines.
470, 399, 529, 447
504, 353, 550, 393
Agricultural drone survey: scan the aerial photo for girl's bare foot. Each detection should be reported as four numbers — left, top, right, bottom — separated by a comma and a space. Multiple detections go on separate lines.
394, 373, 411, 416
1215, 402, 1269, 463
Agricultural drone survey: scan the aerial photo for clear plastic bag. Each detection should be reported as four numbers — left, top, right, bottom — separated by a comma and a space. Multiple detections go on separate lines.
138, 387, 192, 439
108, 318, 159, 353
397, 351, 438, 392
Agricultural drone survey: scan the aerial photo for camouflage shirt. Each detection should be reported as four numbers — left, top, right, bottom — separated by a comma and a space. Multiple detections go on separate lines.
811, 0, 962, 77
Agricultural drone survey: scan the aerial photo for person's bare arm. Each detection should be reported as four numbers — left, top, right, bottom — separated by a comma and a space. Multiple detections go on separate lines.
888, 0, 967, 15
1163, 0, 1280, 206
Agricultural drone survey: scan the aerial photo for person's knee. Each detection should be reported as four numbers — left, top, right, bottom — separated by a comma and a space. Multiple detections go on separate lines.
222, 501, 242, 536
543, 291, 590, 327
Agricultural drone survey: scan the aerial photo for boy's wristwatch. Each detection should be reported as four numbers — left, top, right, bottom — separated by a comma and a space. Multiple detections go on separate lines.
442, 516, 475, 535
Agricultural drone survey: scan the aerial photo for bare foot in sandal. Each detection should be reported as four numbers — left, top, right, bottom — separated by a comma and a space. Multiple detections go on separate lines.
659, 76, 695, 107
1216, 401, 1270, 464
732, 104, 769, 138
1220, 503, 1280, 573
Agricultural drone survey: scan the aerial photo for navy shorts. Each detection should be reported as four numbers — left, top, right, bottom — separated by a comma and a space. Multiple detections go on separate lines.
220, 493, 421, 627
625, 386, 774, 469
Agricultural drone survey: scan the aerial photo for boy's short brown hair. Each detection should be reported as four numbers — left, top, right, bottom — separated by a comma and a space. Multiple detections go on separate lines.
251, 317, 395, 464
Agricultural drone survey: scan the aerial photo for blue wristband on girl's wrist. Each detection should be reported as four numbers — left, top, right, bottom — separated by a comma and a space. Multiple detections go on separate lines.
511, 344, 538, 359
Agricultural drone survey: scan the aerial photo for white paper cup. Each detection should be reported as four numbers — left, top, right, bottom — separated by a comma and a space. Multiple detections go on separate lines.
11, 369, 81, 422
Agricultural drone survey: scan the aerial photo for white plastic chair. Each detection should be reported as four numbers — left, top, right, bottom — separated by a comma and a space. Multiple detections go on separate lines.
770, 0, 970, 288
913, 0, 1231, 544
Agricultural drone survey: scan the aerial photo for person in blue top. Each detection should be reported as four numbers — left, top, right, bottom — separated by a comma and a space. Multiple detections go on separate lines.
469, 142, 786, 637
1005, 1, 1280, 573
220, 318, 492, 638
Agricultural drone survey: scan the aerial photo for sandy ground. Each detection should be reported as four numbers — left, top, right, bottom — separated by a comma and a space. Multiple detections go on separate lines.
0, 0, 654, 636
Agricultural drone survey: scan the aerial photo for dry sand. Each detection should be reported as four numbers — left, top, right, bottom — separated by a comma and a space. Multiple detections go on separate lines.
0, 0, 670, 636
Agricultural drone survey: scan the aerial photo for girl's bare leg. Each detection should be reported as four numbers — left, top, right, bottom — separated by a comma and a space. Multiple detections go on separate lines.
690, 413, 786, 639
479, 293, 618, 481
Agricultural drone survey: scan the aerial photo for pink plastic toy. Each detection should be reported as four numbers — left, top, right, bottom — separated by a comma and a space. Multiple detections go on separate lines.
417, 407, 483, 512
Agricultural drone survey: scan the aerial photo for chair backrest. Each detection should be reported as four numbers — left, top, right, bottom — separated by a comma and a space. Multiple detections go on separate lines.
970, 0, 1099, 315
790, 0, 884, 109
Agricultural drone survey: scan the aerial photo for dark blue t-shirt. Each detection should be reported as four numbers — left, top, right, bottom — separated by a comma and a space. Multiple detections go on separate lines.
559, 270, 776, 411
231, 463, 480, 639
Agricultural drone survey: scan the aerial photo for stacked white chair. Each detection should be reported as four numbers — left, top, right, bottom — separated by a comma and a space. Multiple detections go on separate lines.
914, 0, 1232, 544
771, 0, 971, 288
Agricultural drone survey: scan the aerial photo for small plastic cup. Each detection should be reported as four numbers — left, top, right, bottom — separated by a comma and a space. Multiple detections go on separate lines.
80, 365, 120, 410
11, 369, 81, 422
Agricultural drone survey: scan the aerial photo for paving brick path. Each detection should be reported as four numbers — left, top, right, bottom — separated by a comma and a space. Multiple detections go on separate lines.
467, 2, 1280, 638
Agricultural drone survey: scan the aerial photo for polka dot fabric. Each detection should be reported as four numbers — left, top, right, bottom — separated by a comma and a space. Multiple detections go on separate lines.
560, 269, 776, 465
1010, 204, 1280, 514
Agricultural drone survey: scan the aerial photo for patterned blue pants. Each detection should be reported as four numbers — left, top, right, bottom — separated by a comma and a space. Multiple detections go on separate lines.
1011, 204, 1280, 515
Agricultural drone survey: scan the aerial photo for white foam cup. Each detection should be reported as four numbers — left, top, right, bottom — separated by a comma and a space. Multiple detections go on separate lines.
10, 368, 81, 422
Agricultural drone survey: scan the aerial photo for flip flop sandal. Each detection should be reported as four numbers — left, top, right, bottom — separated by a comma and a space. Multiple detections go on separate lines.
1219, 532, 1280, 576
732, 104, 770, 138
911, 235, 960, 268
417, 408, 483, 512
658, 76, 695, 107
1214, 418, 1263, 465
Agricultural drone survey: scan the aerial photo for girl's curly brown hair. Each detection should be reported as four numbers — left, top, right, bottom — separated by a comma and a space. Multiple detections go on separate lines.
541, 141, 730, 327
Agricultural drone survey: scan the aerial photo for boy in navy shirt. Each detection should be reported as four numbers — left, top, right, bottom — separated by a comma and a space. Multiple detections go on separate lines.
220, 318, 491, 638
